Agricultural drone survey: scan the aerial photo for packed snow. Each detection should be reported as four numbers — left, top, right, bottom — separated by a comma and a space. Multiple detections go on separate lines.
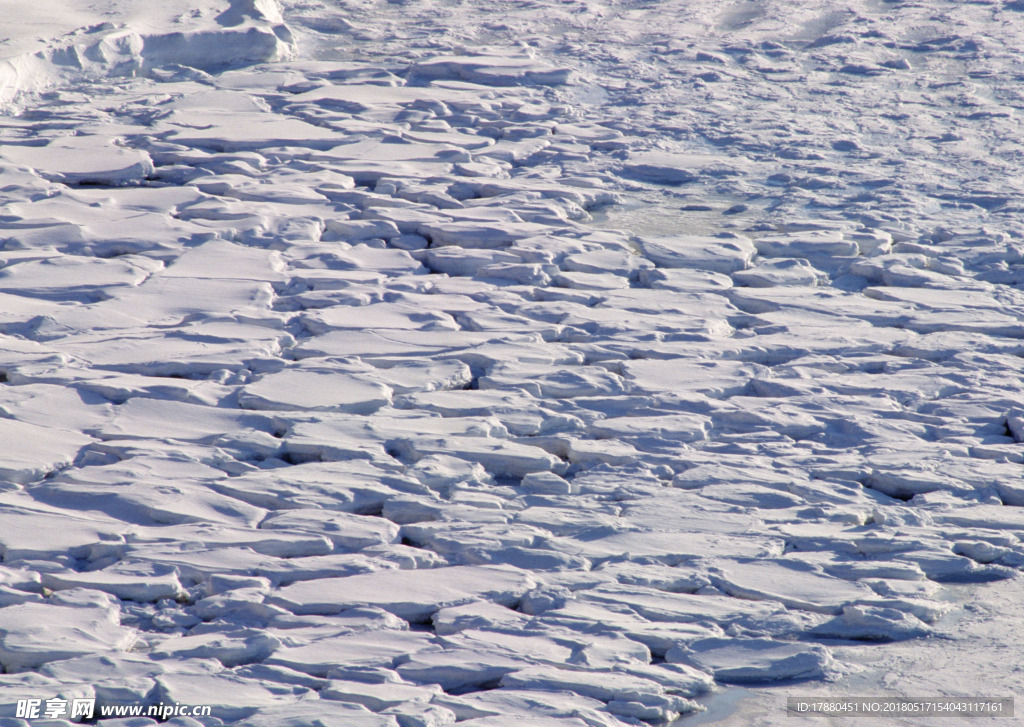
1, 0, 1024, 724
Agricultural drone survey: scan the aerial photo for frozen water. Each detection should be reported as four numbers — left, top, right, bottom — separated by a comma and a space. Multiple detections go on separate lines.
2, 0, 1024, 723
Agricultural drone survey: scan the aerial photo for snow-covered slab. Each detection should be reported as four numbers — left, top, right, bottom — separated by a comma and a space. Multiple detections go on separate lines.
238, 369, 392, 413
732, 258, 829, 287
864, 285, 1001, 311
161, 110, 340, 152
260, 509, 399, 551
439, 628, 581, 667
932, 505, 1024, 533
0, 418, 91, 483
389, 435, 566, 478
160, 239, 286, 282
207, 460, 413, 511
541, 600, 721, 658
269, 565, 535, 621
0, 255, 157, 301
576, 584, 785, 628
75, 372, 231, 406
395, 389, 544, 419
622, 151, 752, 185
264, 630, 438, 676
252, 552, 401, 585
423, 247, 520, 277
121, 544, 282, 583
91, 397, 275, 442
560, 528, 781, 563
139, 4, 292, 71
420, 220, 553, 249
40, 569, 184, 602
754, 231, 859, 258
0, 504, 127, 561
4, 195, 123, 236
709, 558, 878, 615
897, 307, 1024, 337
480, 361, 626, 399
362, 358, 473, 395
638, 234, 755, 273
622, 358, 765, 399
432, 600, 532, 636
452, 717, 589, 727
699, 484, 805, 509
320, 137, 489, 163
411, 53, 571, 86
124, 521, 335, 558
0, 673, 95, 720
498, 665, 678, 706
0, 136, 154, 186
319, 159, 455, 184
809, 605, 931, 642
588, 413, 710, 443
554, 269, 633, 291
301, 245, 428, 277
0, 601, 136, 671
287, 82, 482, 111
153, 671, 317, 723
234, 700, 401, 727
302, 302, 458, 333
151, 628, 281, 666
396, 649, 534, 691
292, 329, 479, 361
322, 678, 443, 710
36, 649, 169, 686
441, 687, 613, 723
35, 469, 267, 528
50, 327, 281, 375
725, 286, 910, 324
667, 638, 833, 684
280, 420, 395, 467
0, 0, 101, 58
669, 461, 794, 491
563, 248, 653, 278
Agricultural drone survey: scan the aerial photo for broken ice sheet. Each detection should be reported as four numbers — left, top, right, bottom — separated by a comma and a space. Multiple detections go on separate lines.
1, 0, 1024, 722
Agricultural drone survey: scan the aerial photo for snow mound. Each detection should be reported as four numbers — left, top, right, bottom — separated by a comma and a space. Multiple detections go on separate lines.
0, 0, 294, 106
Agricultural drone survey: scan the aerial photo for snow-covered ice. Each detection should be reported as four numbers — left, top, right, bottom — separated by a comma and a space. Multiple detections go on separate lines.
2, 0, 1024, 724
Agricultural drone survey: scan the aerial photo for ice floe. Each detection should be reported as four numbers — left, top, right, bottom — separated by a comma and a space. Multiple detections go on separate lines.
2, 0, 1024, 723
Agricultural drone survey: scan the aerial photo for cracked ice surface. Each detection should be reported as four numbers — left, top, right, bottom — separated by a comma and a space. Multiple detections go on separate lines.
2, 0, 1024, 724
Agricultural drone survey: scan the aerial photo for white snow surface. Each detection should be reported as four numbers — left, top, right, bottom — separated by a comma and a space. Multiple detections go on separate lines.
2, 0, 1024, 724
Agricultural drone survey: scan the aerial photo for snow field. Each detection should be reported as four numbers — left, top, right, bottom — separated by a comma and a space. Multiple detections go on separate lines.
1, 0, 1024, 725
